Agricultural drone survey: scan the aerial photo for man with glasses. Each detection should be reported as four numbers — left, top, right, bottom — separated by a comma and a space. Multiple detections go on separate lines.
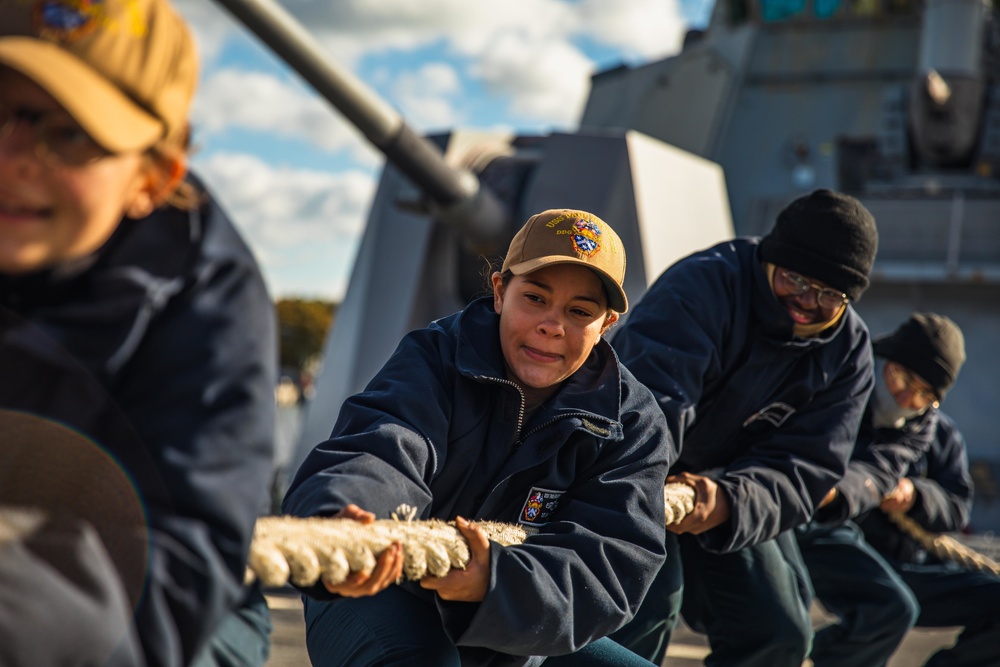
799, 313, 1000, 667
609, 189, 879, 666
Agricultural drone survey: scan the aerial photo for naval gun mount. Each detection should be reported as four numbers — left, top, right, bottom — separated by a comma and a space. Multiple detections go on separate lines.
212, 0, 737, 489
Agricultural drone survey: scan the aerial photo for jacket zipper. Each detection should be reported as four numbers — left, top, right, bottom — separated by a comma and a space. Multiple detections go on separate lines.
480, 376, 527, 449
478, 375, 617, 449
474, 376, 618, 515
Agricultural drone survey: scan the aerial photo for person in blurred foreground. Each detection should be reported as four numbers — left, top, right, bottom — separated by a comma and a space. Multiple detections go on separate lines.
0, 0, 277, 665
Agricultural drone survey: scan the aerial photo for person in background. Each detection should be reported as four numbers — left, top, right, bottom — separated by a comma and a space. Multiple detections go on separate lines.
283, 209, 673, 667
609, 189, 879, 666
795, 312, 962, 665
863, 411, 999, 667
802, 312, 1000, 666
0, 0, 277, 665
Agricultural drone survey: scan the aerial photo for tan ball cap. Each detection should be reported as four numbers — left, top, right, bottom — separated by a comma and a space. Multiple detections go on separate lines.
0, 0, 198, 153
502, 209, 628, 312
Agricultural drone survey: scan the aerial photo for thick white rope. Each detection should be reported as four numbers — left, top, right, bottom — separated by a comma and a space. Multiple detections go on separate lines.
661, 485, 1000, 575
885, 510, 1000, 576
245, 508, 526, 588
664, 482, 696, 526
247, 486, 697, 588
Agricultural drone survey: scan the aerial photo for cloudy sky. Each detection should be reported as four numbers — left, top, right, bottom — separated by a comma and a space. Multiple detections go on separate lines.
173, 0, 710, 301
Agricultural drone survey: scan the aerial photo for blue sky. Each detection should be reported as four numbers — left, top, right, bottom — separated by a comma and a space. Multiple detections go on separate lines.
173, 0, 709, 301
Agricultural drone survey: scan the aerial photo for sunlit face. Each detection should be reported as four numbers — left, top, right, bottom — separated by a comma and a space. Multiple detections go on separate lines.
492, 263, 617, 392
0, 68, 154, 274
884, 361, 939, 411
772, 266, 846, 326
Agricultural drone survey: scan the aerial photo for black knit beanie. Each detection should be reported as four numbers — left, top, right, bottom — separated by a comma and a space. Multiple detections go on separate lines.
759, 189, 878, 301
873, 313, 966, 398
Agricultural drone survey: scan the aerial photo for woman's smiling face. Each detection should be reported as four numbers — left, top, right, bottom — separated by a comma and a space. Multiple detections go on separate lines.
493, 263, 616, 392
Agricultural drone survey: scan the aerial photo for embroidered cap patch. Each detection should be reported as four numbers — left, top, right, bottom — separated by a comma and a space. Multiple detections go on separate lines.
571, 219, 602, 257
35, 0, 101, 41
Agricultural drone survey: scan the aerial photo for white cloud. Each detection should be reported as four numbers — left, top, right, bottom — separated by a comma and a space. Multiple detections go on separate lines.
182, 0, 688, 144
198, 0, 684, 130
310, 0, 590, 127
192, 68, 374, 155
390, 62, 463, 131
578, 0, 687, 60
472, 31, 594, 125
192, 152, 378, 300
173, 0, 233, 63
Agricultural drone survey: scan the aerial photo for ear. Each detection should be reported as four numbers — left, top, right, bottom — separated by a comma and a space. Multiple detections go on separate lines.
600, 311, 619, 336
491, 271, 504, 315
125, 154, 188, 220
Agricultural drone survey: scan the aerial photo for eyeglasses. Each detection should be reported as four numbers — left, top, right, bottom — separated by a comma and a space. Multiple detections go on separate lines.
0, 101, 108, 166
778, 270, 849, 311
886, 363, 939, 408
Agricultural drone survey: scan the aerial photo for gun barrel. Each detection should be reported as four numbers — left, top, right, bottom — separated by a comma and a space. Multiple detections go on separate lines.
213, 0, 506, 241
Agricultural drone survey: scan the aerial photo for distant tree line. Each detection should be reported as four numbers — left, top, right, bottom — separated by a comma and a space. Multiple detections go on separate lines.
275, 298, 337, 372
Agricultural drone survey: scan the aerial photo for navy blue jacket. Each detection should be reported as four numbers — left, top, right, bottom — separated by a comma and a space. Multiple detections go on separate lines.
0, 177, 276, 667
814, 386, 938, 525
859, 412, 973, 564
611, 239, 873, 553
284, 297, 672, 666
